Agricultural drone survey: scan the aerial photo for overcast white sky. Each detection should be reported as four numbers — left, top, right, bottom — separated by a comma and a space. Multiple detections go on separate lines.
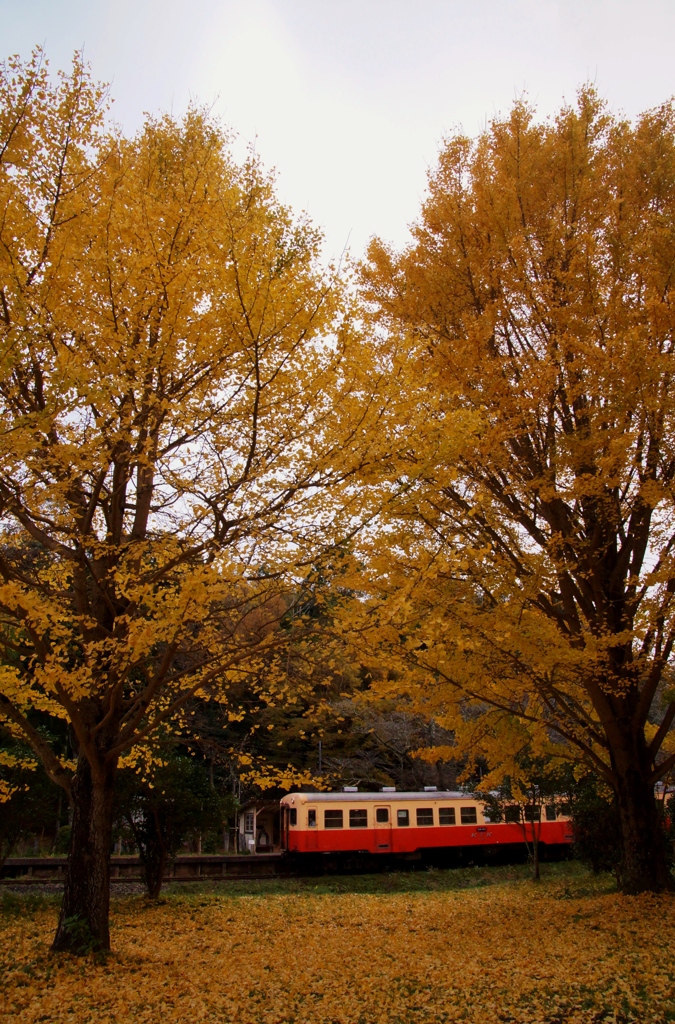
3, 1, 675, 258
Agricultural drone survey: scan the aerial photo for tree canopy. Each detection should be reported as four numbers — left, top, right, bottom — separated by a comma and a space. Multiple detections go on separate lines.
3, 45, 675, 942
358, 88, 675, 892
0, 50, 386, 949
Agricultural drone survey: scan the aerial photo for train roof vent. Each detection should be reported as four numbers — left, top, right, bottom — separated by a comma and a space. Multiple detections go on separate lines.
343, 786, 358, 792
381, 786, 396, 792
424, 786, 438, 792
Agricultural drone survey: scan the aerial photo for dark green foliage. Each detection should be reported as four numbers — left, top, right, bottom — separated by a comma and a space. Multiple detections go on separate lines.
474, 753, 569, 880
0, 732, 63, 863
655, 793, 675, 873
53, 824, 71, 854
114, 750, 233, 898
569, 776, 622, 876
479, 790, 504, 823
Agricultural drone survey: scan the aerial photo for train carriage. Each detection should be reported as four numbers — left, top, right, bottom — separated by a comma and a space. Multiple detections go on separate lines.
280, 789, 573, 862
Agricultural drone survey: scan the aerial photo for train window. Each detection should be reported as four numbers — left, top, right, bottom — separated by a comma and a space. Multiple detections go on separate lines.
545, 805, 556, 821
460, 806, 477, 825
349, 809, 368, 828
439, 807, 456, 825
376, 808, 389, 824
307, 809, 317, 828
397, 809, 410, 827
289, 808, 297, 826
524, 806, 541, 822
504, 806, 520, 823
416, 808, 434, 826
558, 802, 570, 816
324, 809, 344, 829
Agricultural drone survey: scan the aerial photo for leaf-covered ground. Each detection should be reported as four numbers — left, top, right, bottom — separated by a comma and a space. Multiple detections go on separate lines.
1, 864, 673, 1023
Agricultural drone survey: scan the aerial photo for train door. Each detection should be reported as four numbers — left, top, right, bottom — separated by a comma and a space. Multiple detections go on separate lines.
373, 805, 392, 852
306, 806, 318, 851
280, 806, 288, 851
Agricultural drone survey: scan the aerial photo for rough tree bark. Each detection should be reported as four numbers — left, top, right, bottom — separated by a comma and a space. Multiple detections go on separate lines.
133, 808, 167, 900
612, 739, 672, 893
52, 755, 117, 953
531, 815, 541, 883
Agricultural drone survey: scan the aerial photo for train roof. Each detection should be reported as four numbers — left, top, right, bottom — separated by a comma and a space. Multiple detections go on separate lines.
281, 791, 476, 803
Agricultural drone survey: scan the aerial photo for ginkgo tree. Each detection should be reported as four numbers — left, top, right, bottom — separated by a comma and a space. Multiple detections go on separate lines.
0, 51, 384, 951
359, 88, 675, 892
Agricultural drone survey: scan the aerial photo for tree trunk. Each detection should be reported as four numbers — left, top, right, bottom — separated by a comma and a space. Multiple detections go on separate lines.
532, 814, 541, 882
136, 808, 167, 900
0, 830, 20, 871
142, 846, 167, 899
51, 790, 63, 854
612, 745, 673, 893
52, 755, 116, 953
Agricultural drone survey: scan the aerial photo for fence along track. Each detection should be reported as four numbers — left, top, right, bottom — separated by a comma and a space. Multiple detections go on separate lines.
1, 852, 289, 885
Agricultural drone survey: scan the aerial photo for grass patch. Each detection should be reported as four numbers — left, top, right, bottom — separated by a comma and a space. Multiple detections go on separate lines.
0, 890, 61, 919
155, 856, 612, 900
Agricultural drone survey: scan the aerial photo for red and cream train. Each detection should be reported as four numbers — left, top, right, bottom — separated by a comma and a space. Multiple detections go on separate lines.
279, 788, 573, 863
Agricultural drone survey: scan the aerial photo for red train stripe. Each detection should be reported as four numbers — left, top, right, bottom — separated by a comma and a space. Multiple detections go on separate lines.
286, 822, 572, 854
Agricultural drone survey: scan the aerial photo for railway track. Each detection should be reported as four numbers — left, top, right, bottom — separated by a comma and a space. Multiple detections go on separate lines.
1, 852, 291, 885
1, 842, 553, 887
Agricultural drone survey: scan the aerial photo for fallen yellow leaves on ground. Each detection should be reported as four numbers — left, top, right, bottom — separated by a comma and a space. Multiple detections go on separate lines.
1, 873, 674, 1023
